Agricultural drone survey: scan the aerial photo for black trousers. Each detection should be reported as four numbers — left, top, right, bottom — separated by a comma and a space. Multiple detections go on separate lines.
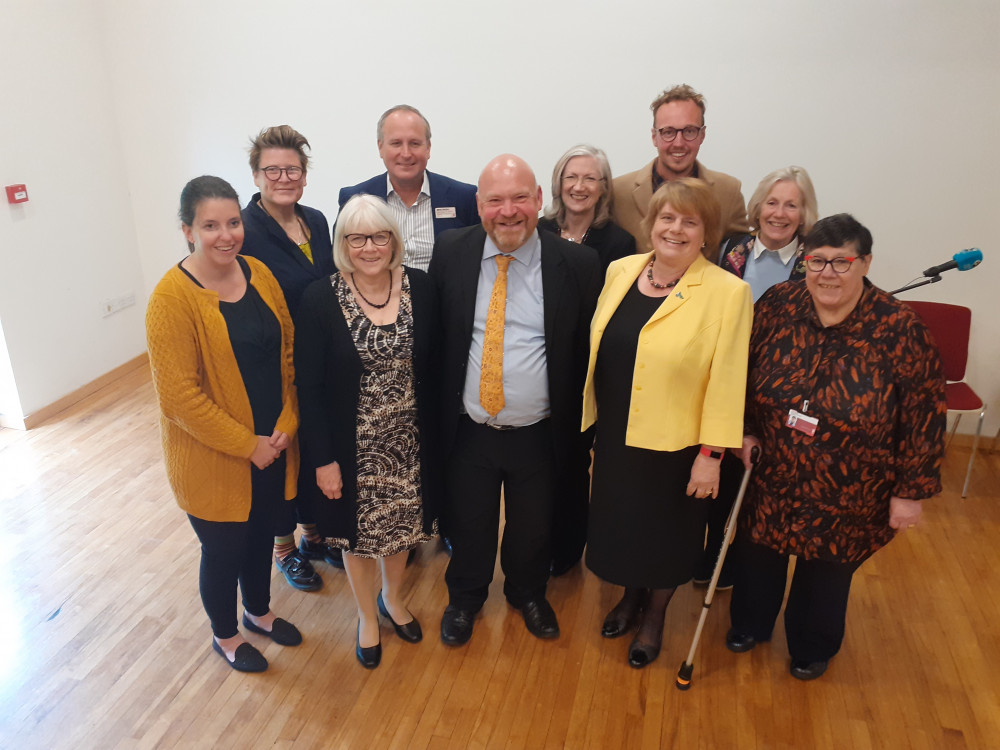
187, 456, 284, 639
444, 416, 555, 611
729, 537, 863, 663
549, 426, 594, 569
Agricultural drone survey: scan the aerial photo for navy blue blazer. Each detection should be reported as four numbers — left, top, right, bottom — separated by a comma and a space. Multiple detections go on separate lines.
240, 194, 336, 318
338, 170, 479, 237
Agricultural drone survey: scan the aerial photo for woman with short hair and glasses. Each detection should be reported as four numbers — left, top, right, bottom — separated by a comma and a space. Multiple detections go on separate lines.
294, 194, 442, 669
725, 213, 946, 681
241, 125, 340, 591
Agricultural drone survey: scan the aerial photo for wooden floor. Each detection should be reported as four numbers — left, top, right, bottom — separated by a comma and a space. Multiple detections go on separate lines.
0, 366, 997, 750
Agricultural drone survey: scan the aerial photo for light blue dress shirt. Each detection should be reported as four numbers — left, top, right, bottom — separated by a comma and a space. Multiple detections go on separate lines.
462, 231, 550, 427
742, 237, 799, 301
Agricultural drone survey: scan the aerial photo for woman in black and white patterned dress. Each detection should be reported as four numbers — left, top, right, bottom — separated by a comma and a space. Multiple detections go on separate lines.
295, 195, 442, 668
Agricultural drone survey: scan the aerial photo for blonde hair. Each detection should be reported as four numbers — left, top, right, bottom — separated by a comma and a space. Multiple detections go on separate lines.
332, 195, 405, 273
747, 166, 818, 237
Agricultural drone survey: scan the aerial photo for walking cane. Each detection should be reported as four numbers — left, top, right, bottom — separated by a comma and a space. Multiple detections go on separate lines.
675, 445, 760, 690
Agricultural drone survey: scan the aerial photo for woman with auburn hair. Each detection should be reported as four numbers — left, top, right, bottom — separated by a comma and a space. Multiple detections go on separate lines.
583, 178, 752, 668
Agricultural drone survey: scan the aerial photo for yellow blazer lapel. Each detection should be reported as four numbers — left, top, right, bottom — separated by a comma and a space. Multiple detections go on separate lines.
644, 254, 709, 325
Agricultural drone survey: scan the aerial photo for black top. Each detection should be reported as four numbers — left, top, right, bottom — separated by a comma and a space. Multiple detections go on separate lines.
179, 256, 282, 434
537, 217, 636, 275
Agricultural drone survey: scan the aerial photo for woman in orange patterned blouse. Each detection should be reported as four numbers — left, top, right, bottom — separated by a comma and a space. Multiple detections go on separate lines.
725, 213, 947, 681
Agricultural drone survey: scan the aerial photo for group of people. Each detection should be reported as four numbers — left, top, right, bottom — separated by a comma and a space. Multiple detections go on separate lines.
145, 84, 947, 682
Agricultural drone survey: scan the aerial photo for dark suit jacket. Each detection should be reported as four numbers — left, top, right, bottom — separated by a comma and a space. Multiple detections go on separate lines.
293, 268, 442, 546
240, 194, 335, 318
338, 170, 479, 237
428, 226, 602, 468
537, 217, 636, 275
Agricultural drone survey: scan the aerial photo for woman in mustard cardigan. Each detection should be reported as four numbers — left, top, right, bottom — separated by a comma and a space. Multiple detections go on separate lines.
146, 176, 302, 673
582, 179, 752, 668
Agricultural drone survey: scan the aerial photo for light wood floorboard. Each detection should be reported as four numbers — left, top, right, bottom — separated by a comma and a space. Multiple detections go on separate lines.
0, 365, 997, 749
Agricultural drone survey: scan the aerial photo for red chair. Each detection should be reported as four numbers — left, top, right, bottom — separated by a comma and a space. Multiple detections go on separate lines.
905, 301, 986, 498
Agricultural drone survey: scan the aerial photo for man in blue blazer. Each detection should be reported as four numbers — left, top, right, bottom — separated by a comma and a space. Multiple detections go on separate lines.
338, 105, 479, 271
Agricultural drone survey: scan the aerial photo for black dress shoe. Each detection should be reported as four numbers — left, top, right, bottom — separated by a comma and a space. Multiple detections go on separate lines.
275, 550, 322, 591
212, 639, 268, 673
377, 591, 422, 643
355, 623, 381, 669
627, 638, 661, 669
440, 605, 475, 646
725, 628, 758, 653
790, 659, 829, 681
298, 537, 345, 569
517, 598, 560, 639
242, 613, 302, 646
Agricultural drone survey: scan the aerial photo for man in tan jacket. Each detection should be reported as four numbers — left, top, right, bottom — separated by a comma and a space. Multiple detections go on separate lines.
612, 84, 748, 257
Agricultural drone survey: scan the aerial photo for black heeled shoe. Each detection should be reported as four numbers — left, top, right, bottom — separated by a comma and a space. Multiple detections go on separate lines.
601, 588, 649, 639
355, 622, 381, 669
377, 591, 422, 643
627, 636, 662, 668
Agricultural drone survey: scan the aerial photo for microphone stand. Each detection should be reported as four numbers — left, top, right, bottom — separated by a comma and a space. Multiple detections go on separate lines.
890, 275, 941, 296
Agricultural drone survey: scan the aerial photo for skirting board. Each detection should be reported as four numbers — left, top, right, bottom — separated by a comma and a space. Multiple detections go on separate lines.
11, 353, 149, 430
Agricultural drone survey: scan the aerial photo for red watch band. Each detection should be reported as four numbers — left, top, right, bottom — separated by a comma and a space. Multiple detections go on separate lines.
699, 446, 724, 459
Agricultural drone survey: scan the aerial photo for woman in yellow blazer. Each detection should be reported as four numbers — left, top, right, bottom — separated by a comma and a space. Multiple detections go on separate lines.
582, 178, 752, 668
146, 176, 301, 673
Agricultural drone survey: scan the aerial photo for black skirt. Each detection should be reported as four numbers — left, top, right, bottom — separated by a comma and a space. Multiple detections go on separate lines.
585, 282, 709, 588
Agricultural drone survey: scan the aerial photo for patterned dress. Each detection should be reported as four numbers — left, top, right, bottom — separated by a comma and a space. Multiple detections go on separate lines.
739, 279, 947, 563
329, 272, 433, 557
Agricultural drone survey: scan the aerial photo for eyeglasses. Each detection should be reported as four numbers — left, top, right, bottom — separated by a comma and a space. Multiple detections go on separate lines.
260, 166, 304, 181
654, 125, 705, 142
562, 174, 604, 186
345, 232, 392, 248
803, 255, 858, 273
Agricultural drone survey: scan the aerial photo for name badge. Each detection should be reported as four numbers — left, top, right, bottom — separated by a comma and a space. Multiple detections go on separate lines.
786, 408, 819, 436
435, 206, 457, 219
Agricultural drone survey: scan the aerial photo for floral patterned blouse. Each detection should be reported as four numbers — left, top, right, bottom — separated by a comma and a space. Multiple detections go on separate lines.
739, 279, 947, 563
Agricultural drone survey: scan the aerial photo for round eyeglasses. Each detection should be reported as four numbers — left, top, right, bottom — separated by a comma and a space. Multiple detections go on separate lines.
803, 255, 858, 273
345, 232, 392, 248
260, 166, 304, 181
654, 125, 705, 142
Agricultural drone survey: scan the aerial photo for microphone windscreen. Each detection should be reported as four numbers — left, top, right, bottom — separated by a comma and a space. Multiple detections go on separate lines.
955, 248, 983, 271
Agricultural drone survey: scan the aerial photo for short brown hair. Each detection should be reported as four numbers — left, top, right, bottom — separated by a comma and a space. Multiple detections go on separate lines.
248, 125, 311, 172
640, 178, 722, 259
649, 84, 706, 125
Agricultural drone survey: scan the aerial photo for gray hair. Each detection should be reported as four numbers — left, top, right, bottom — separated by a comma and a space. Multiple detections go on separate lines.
332, 195, 405, 273
543, 144, 614, 228
747, 166, 819, 237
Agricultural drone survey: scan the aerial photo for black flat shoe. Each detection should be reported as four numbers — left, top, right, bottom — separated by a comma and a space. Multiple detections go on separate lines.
790, 659, 828, 681
242, 613, 302, 646
212, 639, 268, 673
725, 628, 758, 653
601, 589, 649, 639
377, 591, 422, 643
356, 623, 381, 669
275, 550, 322, 591
627, 637, 661, 669
440, 605, 475, 646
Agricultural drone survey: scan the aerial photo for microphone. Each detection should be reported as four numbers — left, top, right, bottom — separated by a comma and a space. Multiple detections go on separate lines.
922, 248, 983, 277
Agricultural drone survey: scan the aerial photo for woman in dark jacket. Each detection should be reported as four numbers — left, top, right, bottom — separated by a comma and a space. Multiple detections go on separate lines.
240, 125, 339, 590
294, 194, 441, 669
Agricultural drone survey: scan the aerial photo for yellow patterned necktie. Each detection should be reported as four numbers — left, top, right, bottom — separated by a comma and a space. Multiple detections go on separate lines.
480, 254, 514, 417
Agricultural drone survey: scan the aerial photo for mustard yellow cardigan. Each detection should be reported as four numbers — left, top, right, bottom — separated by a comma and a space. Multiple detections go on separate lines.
582, 253, 752, 451
146, 256, 299, 522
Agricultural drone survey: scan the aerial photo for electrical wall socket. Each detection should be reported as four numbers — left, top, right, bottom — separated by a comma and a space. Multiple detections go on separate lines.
101, 292, 136, 318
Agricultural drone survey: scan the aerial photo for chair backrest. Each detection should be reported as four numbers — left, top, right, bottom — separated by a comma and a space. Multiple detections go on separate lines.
904, 300, 971, 381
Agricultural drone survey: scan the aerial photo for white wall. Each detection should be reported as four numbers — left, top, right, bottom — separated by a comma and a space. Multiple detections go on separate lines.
2, 0, 998, 435
0, 0, 147, 418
